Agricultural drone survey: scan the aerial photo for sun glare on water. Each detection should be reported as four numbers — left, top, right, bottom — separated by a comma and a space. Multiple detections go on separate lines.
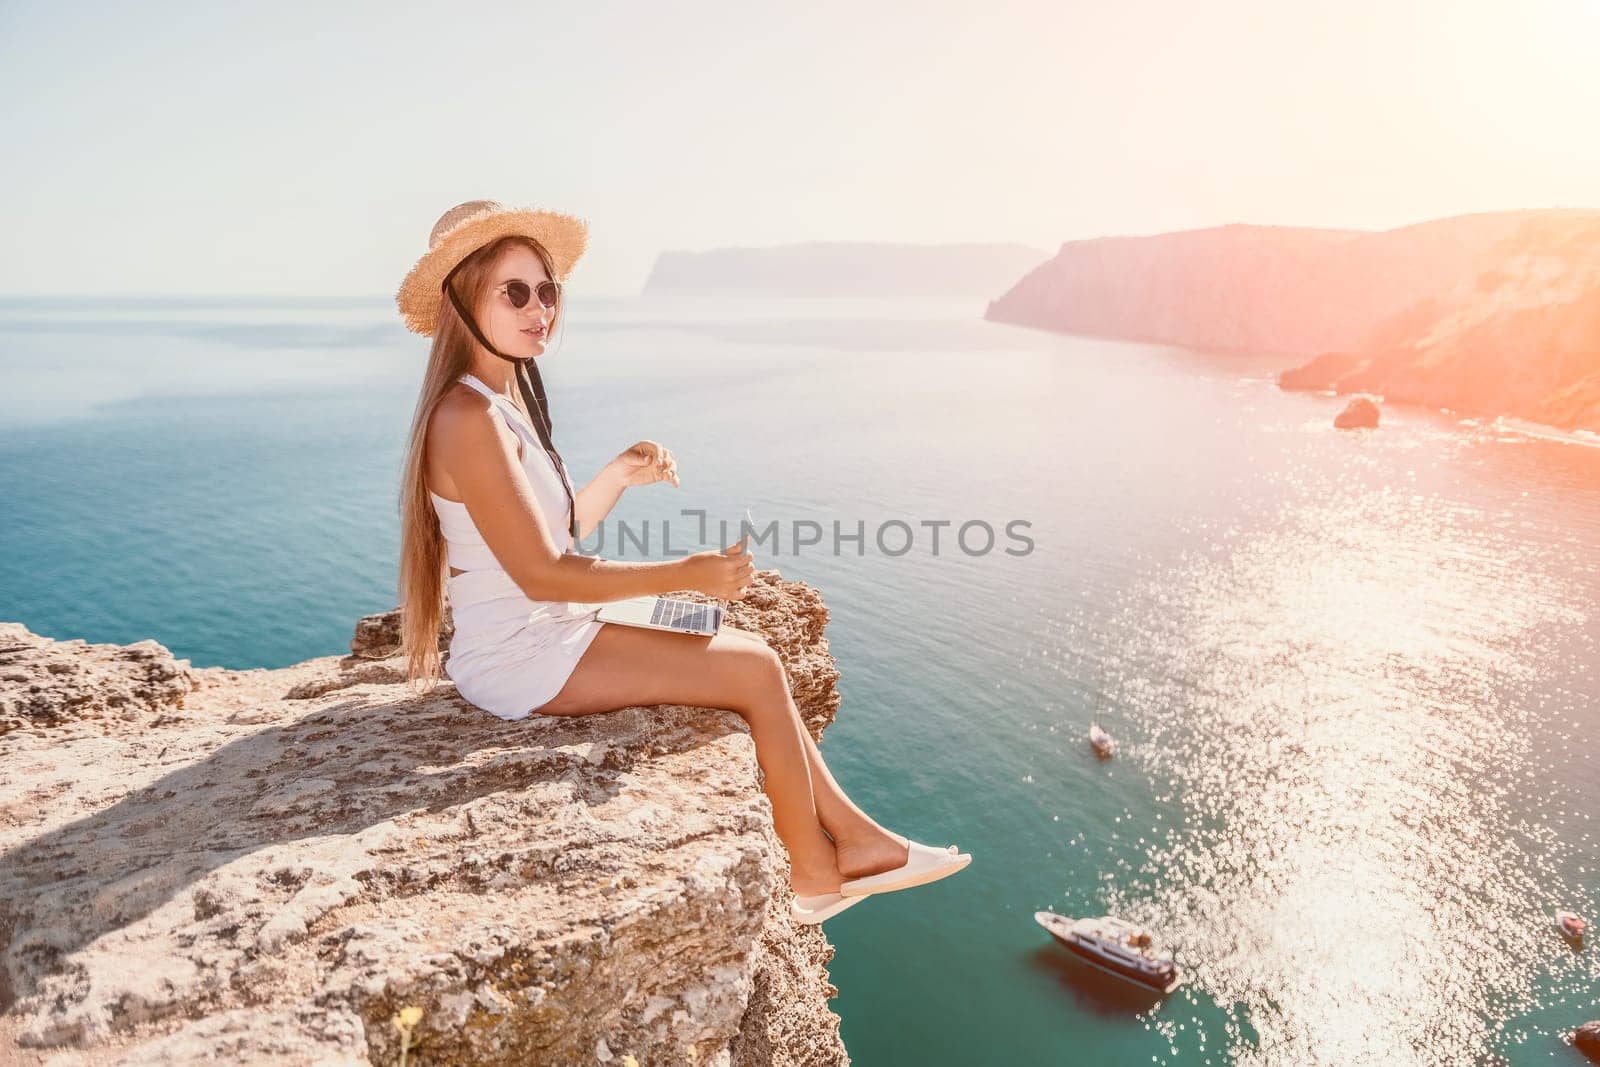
1048, 433, 1597, 1064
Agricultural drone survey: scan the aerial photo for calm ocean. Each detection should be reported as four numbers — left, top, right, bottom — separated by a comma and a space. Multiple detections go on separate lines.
2, 294, 1596, 1065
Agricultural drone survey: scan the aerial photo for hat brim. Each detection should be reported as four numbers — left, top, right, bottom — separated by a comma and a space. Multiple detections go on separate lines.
396, 206, 589, 336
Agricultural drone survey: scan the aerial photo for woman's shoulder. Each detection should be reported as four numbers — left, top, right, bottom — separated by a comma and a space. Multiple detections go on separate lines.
429, 383, 522, 461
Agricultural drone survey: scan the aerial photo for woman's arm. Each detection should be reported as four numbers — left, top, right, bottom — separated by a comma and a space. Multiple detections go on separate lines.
439, 402, 710, 602
573, 460, 629, 541
573, 440, 680, 540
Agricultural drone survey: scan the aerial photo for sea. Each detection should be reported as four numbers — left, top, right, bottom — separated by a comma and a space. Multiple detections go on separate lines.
1, 293, 1596, 1066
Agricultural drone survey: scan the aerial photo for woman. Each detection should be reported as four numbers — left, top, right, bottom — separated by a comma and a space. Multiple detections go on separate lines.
394, 200, 970, 923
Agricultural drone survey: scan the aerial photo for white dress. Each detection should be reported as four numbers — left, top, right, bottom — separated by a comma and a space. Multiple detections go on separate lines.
428, 372, 606, 720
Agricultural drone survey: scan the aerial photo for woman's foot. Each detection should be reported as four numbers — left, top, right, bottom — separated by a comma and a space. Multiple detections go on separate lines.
832, 824, 911, 881
789, 857, 846, 897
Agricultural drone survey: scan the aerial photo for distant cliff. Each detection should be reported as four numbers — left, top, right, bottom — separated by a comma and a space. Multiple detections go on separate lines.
985, 209, 1600, 432
1277, 213, 1600, 432
0, 572, 850, 1066
643, 241, 1049, 298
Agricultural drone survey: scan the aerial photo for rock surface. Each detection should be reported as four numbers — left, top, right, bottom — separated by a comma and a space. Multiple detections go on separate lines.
1277, 213, 1600, 433
1333, 396, 1380, 430
985, 208, 1600, 432
0, 570, 850, 1066
1577, 1020, 1600, 1063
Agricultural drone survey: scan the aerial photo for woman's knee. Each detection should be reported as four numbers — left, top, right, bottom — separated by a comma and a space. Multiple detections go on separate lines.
718, 626, 782, 672
716, 634, 784, 689
689, 638, 780, 721
719, 624, 766, 644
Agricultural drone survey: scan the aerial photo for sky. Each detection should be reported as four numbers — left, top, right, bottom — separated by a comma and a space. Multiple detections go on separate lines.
2, 0, 1598, 297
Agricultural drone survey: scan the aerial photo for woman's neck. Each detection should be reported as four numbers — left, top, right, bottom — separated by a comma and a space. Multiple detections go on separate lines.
465, 359, 521, 397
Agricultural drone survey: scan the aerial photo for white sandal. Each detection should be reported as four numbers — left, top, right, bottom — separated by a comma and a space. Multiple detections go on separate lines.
792, 890, 870, 925
839, 839, 971, 897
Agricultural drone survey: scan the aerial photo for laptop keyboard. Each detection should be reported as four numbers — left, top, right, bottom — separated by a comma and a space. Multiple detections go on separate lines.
652, 598, 716, 632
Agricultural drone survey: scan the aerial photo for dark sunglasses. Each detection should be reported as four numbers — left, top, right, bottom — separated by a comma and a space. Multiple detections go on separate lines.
496, 278, 561, 310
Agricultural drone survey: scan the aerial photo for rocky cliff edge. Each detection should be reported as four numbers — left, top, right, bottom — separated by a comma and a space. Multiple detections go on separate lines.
0, 570, 849, 1066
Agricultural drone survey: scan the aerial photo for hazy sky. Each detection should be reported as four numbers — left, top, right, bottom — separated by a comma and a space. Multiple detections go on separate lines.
3, 0, 1597, 297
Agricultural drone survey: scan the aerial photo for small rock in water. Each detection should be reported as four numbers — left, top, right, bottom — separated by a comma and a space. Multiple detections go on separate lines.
1575, 1020, 1600, 1062
1334, 396, 1380, 429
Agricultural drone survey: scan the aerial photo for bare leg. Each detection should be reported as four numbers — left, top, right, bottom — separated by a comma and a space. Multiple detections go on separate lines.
534, 623, 845, 895
716, 626, 911, 878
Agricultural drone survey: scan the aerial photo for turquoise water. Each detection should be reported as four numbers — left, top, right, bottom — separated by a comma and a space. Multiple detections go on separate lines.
2, 295, 1597, 1065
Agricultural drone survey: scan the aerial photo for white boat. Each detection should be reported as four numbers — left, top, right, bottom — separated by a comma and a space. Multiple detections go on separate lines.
1557, 910, 1587, 942
1035, 911, 1180, 993
1089, 722, 1115, 757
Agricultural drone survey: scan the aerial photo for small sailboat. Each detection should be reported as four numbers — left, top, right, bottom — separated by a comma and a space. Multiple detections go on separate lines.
1035, 911, 1181, 993
1089, 722, 1115, 758
1557, 910, 1587, 943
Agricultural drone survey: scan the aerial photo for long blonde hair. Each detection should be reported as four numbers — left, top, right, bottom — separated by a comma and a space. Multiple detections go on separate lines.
396, 235, 565, 691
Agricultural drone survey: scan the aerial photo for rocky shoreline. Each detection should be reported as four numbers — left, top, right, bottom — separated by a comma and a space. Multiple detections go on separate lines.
985, 209, 1600, 433
0, 570, 851, 1065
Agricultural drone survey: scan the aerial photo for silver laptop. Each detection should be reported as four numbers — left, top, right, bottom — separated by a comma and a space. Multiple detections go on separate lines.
584, 508, 751, 637
593, 595, 722, 636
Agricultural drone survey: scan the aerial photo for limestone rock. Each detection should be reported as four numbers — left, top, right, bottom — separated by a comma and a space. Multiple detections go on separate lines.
0, 624, 199, 736
0, 569, 848, 1065
1334, 396, 1381, 430
984, 209, 1600, 432
1576, 1020, 1600, 1063
349, 603, 451, 661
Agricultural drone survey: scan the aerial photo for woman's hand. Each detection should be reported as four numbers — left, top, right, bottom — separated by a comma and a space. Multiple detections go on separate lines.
612, 440, 679, 488
681, 536, 756, 600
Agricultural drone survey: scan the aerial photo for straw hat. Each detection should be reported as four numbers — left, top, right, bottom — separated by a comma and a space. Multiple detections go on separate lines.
395, 199, 590, 336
